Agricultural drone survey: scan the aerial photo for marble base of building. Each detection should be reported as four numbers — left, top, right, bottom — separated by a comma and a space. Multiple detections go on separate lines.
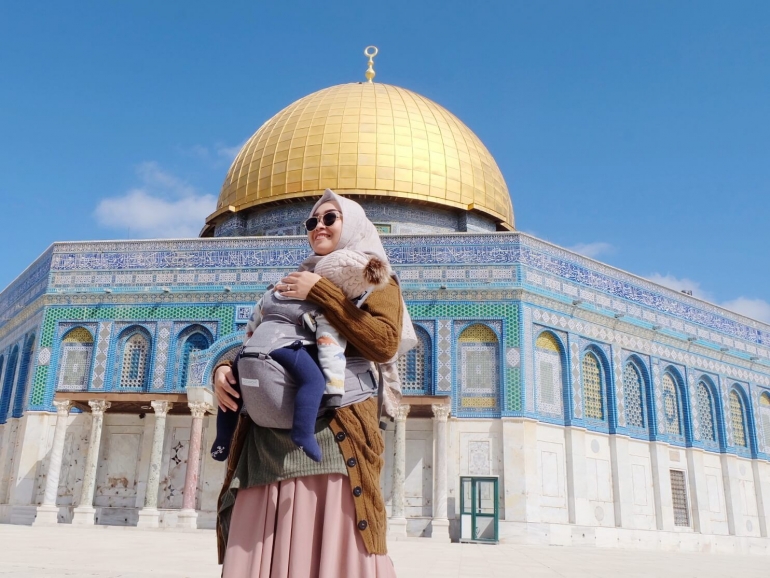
497, 520, 770, 554
387, 516, 408, 539
71, 505, 96, 526
136, 507, 160, 528
430, 518, 451, 541
176, 508, 199, 530
32, 504, 60, 525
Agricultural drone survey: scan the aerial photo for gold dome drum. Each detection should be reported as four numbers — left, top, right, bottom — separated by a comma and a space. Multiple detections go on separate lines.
207, 82, 514, 229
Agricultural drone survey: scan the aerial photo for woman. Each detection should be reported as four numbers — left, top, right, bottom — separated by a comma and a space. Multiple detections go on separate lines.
214, 189, 403, 577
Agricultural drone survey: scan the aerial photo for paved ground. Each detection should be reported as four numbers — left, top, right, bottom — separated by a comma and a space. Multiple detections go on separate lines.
0, 524, 767, 577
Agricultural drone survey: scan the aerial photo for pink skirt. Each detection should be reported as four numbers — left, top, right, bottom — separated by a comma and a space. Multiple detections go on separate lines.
222, 474, 397, 578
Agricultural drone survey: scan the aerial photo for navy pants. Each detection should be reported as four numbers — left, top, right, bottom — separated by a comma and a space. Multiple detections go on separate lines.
211, 343, 327, 462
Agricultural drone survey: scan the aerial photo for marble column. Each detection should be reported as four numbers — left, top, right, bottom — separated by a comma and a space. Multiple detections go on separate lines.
388, 403, 410, 539
431, 402, 451, 541
72, 400, 110, 525
137, 400, 173, 528
177, 401, 209, 529
33, 401, 72, 525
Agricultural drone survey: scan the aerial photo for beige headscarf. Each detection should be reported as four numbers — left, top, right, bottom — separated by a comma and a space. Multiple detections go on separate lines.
301, 189, 416, 417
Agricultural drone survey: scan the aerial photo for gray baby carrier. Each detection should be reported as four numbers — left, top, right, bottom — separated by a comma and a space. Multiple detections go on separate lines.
236, 290, 378, 429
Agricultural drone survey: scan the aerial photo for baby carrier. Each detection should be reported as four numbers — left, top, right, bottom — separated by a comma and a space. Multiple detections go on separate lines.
236, 289, 377, 429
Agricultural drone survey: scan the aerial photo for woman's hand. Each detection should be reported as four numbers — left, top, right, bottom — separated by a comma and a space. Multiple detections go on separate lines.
277, 271, 321, 300
214, 365, 240, 412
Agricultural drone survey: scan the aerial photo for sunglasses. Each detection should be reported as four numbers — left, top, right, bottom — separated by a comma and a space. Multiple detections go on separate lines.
304, 211, 342, 231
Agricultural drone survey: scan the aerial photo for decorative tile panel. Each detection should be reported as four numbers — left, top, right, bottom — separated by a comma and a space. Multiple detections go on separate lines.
90, 322, 112, 390
436, 320, 452, 392
613, 345, 625, 427
152, 322, 172, 389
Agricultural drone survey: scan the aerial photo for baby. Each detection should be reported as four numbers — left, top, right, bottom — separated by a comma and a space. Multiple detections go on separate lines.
210, 249, 390, 462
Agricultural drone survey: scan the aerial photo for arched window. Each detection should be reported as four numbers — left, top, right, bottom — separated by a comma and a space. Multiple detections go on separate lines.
696, 381, 716, 443
57, 327, 94, 392
729, 390, 748, 448
179, 332, 210, 388
759, 393, 770, 452
623, 361, 645, 428
398, 325, 431, 395
582, 352, 605, 420
0, 346, 20, 423
662, 373, 682, 436
458, 324, 499, 410
119, 330, 151, 389
12, 334, 36, 417
535, 331, 564, 416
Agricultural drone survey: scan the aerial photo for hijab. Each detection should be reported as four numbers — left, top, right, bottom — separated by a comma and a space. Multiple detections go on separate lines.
299, 189, 388, 272
300, 189, 416, 417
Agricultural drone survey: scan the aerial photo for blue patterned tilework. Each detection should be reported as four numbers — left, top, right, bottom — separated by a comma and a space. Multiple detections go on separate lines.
16, 233, 770, 360
613, 345, 626, 428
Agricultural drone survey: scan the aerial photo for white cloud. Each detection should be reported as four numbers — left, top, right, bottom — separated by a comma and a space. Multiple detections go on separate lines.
567, 242, 615, 259
646, 273, 713, 301
216, 143, 243, 161
94, 162, 216, 238
720, 298, 770, 324
647, 273, 770, 324
180, 141, 245, 166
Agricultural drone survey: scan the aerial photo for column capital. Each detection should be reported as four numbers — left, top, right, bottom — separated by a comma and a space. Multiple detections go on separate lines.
88, 399, 111, 416
188, 401, 211, 418
53, 400, 72, 416
150, 400, 173, 417
431, 403, 451, 421
394, 404, 411, 422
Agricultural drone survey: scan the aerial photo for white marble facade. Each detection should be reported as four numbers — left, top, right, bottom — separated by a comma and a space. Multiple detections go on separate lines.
1, 398, 770, 555
0, 409, 225, 529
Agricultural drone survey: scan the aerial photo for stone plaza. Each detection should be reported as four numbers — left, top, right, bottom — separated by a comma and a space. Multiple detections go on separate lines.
0, 524, 767, 577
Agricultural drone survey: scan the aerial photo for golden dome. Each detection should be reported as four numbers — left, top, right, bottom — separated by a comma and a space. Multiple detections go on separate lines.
207, 82, 514, 229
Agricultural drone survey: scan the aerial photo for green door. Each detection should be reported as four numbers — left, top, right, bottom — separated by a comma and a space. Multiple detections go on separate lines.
460, 476, 499, 543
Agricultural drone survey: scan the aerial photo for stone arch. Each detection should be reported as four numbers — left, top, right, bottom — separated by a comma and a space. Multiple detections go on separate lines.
175, 325, 214, 389
758, 392, 770, 454
457, 323, 500, 412
661, 367, 687, 440
115, 326, 152, 390
56, 327, 94, 392
11, 333, 36, 417
581, 345, 612, 424
398, 324, 432, 395
534, 330, 567, 419
695, 376, 721, 446
729, 384, 752, 450
201, 332, 246, 387
623, 356, 649, 430
0, 345, 19, 423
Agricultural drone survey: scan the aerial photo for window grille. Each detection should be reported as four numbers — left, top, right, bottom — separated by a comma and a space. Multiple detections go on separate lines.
57, 328, 93, 392
729, 390, 747, 448
760, 394, 770, 452
535, 332, 563, 416
179, 333, 209, 388
11, 335, 35, 417
582, 352, 604, 420
397, 326, 430, 394
0, 346, 20, 423
662, 374, 681, 436
120, 333, 150, 389
623, 362, 645, 428
696, 382, 716, 442
670, 470, 690, 527
458, 324, 499, 410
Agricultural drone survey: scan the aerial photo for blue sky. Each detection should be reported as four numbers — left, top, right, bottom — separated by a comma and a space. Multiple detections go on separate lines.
1, 1, 769, 320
